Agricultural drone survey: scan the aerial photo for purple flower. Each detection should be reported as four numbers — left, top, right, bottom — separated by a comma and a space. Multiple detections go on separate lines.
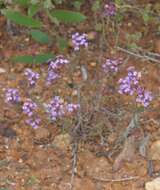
26, 117, 41, 129
104, 2, 116, 17
71, 32, 88, 51
136, 87, 153, 107
45, 96, 65, 121
118, 67, 141, 95
46, 70, 60, 85
102, 58, 122, 73
5, 88, 20, 103
66, 103, 80, 113
24, 68, 40, 86
48, 55, 69, 71
22, 99, 37, 117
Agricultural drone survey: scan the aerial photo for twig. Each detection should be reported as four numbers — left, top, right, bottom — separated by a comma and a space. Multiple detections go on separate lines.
70, 86, 82, 190
92, 175, 139, 182
117, 46, 160, 64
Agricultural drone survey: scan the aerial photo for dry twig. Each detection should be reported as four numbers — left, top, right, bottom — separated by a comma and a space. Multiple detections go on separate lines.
92, 175, 139, 182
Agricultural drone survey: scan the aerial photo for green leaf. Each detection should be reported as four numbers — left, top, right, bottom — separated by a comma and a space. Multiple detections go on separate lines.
30, 30, 50, 44
16, 0, 29, 6
4, 10, 42, 28
50, 9, 86, 23
57, 37, 68, 51
12, 53, 54, 64
28, 4, 40, 17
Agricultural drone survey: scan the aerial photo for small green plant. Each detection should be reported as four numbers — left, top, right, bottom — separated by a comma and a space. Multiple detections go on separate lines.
2, 0, 86, 64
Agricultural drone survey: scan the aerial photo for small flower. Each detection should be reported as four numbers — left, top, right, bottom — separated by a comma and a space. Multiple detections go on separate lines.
71, 32, 88, 51
48, 55, 69, 71
102, 58, 122, 73
136, 87, 153, 107
66, 103, 80, 113
24, 68, 40, 86
104, 2, 116, 17
5, 88, 20, 103
26, 117, 41, 129
46, 70, 60, 85
118, 67, 141, 95
45, 96, 65, 121
22, 99, 37, 117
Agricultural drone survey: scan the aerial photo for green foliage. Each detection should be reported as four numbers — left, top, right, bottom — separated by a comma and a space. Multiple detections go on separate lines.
57, 37, 68, 51
51, 9, 86, 23
126, 32, 142, 49
30, 30, 50, 44
12, 53, 54, 64
28, 4, 40, 17
2, 0, 87, 64
3, 10, 42, 28
16, 0, 29, 6
141, 5, 151, 25
91, 0, 100, 12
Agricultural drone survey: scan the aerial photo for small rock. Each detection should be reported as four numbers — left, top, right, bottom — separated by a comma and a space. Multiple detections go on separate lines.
87, 31, 97, 40
155, 39, 160, 54
0, 68, 6, 73
0, 123, 17, 138
89, 62, 97, 67
34, 128, 51, 145
35, 128, 50, 140
145, 177, 160, 190
149, 140, 160, 160
53, 133, 71, 150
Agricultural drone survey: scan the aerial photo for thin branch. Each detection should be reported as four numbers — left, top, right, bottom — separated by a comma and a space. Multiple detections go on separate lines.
117, 46, 160, 64
92, 176, 139, 182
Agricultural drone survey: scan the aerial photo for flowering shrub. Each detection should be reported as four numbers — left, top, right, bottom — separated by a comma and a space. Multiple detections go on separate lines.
4, 54, 80, 129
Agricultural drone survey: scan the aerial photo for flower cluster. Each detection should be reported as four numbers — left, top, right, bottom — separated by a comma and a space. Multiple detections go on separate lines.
22, 99, 37, 117
104, 2, 116, 17
22, 99, 41, 128
5, 88, 20, 103
46, 70, 60, 85
45, 96, 80, 121
24, 68, 40, 86
102, 58, 122, 73
71, 32, 88, 51
66, 103, 80, 113
45, 96, 65, 121
26, 118, 41, 129
118, 67, 141, 95
136, 87, 153, 107
48, 55, 69, 71
46, 55, 69, 85
118, 67, 153, 107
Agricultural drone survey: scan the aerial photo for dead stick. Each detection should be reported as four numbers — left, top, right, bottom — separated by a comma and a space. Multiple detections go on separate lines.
92, 176, 139, 182
117, 46, 160, 64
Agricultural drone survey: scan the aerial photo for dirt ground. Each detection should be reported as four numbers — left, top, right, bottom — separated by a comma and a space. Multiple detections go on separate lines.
0, 1, 160, 190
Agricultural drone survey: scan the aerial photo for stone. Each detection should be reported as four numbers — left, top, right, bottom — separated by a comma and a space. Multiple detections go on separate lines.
149, 140, 160, 160
145, 177, 160, 190
53, 133, 71, 150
